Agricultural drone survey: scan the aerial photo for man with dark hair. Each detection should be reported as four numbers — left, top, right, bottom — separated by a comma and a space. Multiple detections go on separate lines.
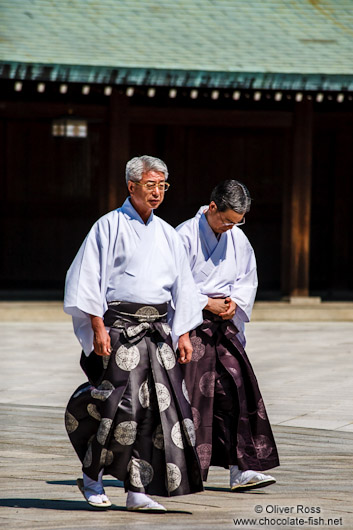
176, 179, 279, 491
64, 155, 203, 512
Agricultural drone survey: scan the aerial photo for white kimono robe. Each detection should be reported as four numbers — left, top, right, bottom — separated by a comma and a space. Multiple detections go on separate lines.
176, 206, 258, 346
64, 198, 203, 354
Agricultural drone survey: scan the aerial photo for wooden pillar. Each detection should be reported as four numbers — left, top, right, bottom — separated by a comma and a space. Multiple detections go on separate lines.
282, 99, 313, 297
107, 90, 130, 211
332, 129, 353, 293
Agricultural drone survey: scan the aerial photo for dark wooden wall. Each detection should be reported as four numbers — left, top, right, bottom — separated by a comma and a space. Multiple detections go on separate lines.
310, 112, 353, 299
0, 102, 108, 295
129, 123, 287, 295
0, 90, 352, 300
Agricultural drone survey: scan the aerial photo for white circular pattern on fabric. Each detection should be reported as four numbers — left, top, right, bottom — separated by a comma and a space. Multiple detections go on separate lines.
152, 424, 164, 450
114, 421, 138, 446
190, 336, 206, 361
257, 398, 267, 420
171, 422, 184, 449
106, 450, 114, 466
102, 355, 110, 369
199, 371, 216, 397
155, 383, 171, 412
83, 443, 92, 468
115, 344, 140, 371
65, 411, 79, 434
166, 463, 182, 492
191, 407, 201, 430
182, 418, 196, 446
128, 458, 154, 487
87, 403, 101, 421
135, 306, 160, 319
156, 342, 176, 370
97, 418, 113, 445
100, 380, 114, 391
91, 380, 115, 401
100, 447, 114, 467
182, 379, 190, 404
138, 380, 150, 408
196, 443, 212, 469
161, 323, 171, 335
254, 435, 273, 459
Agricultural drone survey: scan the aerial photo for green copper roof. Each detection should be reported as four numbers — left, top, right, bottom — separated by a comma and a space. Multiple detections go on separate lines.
1, 0, 353, 90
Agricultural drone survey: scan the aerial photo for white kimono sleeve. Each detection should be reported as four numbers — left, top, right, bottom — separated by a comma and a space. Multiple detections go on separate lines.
64, 218, 112, 355
230, 237, 258, 323
176, 220, 209, 309
166, 231, 203, 348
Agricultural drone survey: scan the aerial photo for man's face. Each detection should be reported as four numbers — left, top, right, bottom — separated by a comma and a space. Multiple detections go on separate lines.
128, 170, 166, 218
206, 201, 244, 234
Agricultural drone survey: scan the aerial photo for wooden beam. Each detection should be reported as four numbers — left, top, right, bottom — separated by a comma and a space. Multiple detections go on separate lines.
107, 90, 130, 212
130, 107, 292, 128
284, 100, 313, 297
0, 101, 108, 120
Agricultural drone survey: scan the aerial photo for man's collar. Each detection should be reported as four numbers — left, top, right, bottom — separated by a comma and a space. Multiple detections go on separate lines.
195, 205, 208, 219
120, 197, 154, 225
199, 209, 219, 240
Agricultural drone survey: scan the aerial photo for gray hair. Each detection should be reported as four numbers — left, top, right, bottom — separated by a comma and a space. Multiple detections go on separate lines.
210, 180, 251, 214
125, 155, 169, 184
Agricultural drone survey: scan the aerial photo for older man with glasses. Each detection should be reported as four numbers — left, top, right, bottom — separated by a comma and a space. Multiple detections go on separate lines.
64, 155, 204, 512
176, 180, 279, 492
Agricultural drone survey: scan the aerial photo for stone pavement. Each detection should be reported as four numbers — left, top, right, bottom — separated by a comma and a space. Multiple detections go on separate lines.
1, 307, 353, 529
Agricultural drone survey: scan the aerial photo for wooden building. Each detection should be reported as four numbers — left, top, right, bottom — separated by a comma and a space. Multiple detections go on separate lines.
0, 1, 353, 300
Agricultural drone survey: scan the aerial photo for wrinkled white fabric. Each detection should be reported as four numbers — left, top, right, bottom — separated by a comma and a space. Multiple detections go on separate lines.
176, 206, 258, 347
126, 491, 166, 511
230, 466, 275, 486
64, 198, 203, 354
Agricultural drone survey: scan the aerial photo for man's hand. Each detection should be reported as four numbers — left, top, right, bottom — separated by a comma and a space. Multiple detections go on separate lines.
178, 332, 193, 364
219, 298, 236, 320
205, 297, 231, 315
90, 315, 111, 356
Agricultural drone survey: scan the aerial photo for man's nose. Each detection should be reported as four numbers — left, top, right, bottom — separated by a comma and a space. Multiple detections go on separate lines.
152, 186, 161, 196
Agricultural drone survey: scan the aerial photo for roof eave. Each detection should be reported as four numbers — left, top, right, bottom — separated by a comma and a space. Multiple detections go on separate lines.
1, 61, 353, 91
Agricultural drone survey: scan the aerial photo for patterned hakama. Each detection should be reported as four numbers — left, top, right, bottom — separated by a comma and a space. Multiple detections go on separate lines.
182, 311, 280, 481
65, 303, 203, 497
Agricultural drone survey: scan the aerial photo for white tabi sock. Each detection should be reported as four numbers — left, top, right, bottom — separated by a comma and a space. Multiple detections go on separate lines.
126, 491, 152, 506
126, 490, 166, 511
230, 465, 276, 489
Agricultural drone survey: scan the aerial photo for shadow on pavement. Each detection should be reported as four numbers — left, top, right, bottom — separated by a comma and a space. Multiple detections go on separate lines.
0, 498, 192, 514
47, 479, 125, 488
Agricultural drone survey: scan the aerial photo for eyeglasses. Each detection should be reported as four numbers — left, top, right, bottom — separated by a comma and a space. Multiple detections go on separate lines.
218, 211, 246, 227
133, 181, 170, 192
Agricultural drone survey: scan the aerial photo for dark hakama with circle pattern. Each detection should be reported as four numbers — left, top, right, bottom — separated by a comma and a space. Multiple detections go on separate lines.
65, 303, 203, 497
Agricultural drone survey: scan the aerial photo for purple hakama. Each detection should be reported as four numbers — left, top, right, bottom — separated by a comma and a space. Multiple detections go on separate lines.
182, 311, 279, 480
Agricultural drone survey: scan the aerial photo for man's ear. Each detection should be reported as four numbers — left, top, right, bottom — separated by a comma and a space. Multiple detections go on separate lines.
209, 201, 217, 212
127, 181, 134, 194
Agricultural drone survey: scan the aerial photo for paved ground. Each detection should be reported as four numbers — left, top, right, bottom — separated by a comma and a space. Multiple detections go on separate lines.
1, 315, 353, 529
